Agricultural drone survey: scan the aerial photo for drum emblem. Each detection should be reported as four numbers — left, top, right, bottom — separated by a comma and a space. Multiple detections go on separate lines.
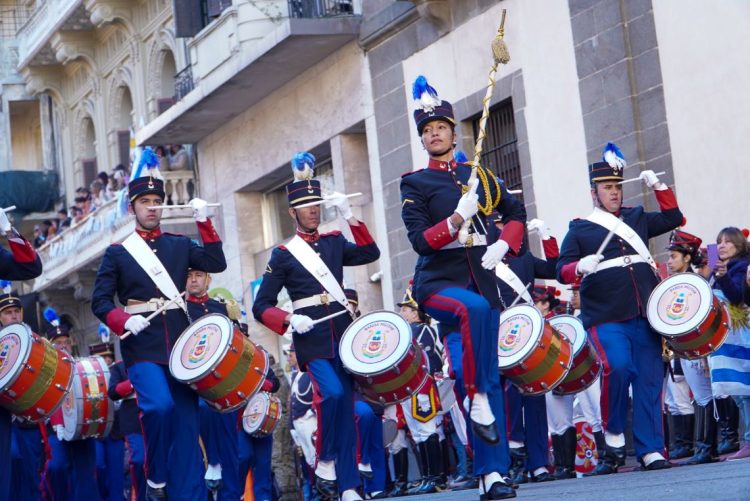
499, 323, 521, 352
189, 333, 210, 363
362, 329, 386, 359
666, 292, 688, 320
0, 341, 10, 371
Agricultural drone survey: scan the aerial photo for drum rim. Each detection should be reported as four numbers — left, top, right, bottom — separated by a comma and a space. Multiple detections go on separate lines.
169, 313, 233, 381
647, 272, 713, 336
498, 304, 544, 367
62, 356, 113, 440
549, 315, 587, 355
338, 310, 412, 375
242, 392, 277, 434
0, 323, 33, 390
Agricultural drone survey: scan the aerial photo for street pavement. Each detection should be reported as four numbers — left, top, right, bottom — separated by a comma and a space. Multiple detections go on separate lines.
408, 459, 750, 500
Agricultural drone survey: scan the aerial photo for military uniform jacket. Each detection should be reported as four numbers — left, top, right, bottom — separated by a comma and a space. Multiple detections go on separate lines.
497, 237, 559, 307
0, 233, 42, 280
400, 158, 526, 309
107, 361, 140, 437
187, 295, 234, 323
556, 189, 682, 329
251, 222, 380, 369
290, 370, 313, 420
91, 221, 226, 366
411, 323, 442, 374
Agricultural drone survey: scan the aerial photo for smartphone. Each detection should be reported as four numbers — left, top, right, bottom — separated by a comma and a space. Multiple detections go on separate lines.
707, 243, 719, 270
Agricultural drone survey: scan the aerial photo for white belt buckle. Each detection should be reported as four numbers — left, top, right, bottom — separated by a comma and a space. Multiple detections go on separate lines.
623, 256, 632, 265
319, 294, 329, 306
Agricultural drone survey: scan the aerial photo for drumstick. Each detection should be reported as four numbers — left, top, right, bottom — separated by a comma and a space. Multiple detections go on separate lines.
509, 283, 531, 308
150, 203, 221, 210
295, 193, 363, 209
2, 205, 16, 212
618, 171, 666, 185
322, 192, 362, 201
291, 309, 350, 333
121, 292, 187, 340
595, 228, 617, 257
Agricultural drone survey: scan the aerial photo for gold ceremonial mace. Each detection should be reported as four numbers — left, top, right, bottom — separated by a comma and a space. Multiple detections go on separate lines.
458, 9, 511, 245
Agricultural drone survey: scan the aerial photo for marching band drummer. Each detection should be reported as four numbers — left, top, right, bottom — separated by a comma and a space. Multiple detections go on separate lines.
400, 76, 524, 500
252, 152, 380, 501
556, 143, 683, 474
92, 161, 227, 501
0, 206, 43, 500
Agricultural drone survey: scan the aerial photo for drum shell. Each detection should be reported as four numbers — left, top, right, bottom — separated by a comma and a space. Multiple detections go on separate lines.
353, 341, 429, 405
62, 356, 114, 440
553, 339, 602, 395
664, 296, 729, 359
0, 329, 73, 422
500, 323, 573, 395
242, 392, 282, 437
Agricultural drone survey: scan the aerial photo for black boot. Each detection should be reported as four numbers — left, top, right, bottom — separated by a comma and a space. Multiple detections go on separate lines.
407, 441, 432, 495
412, 434, 442, 493
146, 485, 167, 501
718, 398, 740, 455
681, 402, 719, 465
553, 427, 577, 480
586, 442, 625, 476
551, 434, 565, 479
508, 447, 528, 485
593, 430, 606, 463
670, 414, 695, 460
388, 449, 409, 497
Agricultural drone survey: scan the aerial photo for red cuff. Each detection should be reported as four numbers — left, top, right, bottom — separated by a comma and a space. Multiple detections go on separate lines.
261, 380, 273, 392
655, 187, 678, 211
115, 380, 134, 398
106, 308, 131, 336
500, 220, 524, 254
49, 408, 63, 426
8, 237, 37, 263
260, 307, 288, 335
542, 238, 559, 259
197, 219, 221, 244
560, 261, 579, 284
423, 219, 456, 250
349, 221, 375, 246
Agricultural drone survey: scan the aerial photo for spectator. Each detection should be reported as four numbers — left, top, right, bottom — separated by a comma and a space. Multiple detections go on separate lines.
56, 209, 70, 234
97, 172, 113, 201
112, 164, 129, 190
168, 144, 189, 171
90, 180, 106, 209
71, 207, 84, 225
32, 224, 44, 248
155, 145, 170, 172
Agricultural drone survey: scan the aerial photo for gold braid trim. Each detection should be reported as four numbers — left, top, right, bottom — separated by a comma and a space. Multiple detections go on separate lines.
465, 161, 501, 215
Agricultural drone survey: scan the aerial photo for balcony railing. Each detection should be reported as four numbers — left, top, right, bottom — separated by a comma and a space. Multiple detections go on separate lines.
288, 0, 355, 18
174, 65, 195, 101
163, 169, 196, 206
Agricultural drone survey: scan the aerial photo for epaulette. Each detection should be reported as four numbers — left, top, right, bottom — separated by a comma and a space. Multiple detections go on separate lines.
320, 231, 342, 238
278, 245, 287, 251
401, 168, 424, 178
225, 299, 241, 321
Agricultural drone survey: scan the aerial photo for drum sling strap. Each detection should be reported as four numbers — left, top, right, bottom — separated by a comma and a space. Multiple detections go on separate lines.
495, 262, 533, 304
585, 207, 657, 269
121, 232, 187, 312
285, 235, 353, 317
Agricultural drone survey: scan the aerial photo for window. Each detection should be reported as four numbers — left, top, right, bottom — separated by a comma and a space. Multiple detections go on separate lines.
471, 99, 522, 200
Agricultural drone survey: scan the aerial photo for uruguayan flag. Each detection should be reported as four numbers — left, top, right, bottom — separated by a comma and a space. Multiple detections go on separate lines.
710, 290, 750, 396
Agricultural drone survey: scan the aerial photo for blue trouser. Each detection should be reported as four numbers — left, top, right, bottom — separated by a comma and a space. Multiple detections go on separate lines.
589, 317, 664, 457
125, 433, 146, 501
127, 362, 206, 501
11, 424, 43, 501
238, 432, 274, 500
306, 356, 360, 492
354, 401, 386, 494
96, 437, 125, 501
505, 384, 549, 471
443, 330, 474, 445
422, 287, 510, 475
44, 434, 99, 500
0, 409, 11, 500
200, 400, 241, 500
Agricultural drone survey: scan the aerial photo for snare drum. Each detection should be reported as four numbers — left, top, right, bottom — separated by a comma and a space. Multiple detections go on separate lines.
549, 315, 602, 395
498, 305, 573, 395
0, 324, 73, 422
61, 356, 114, 440
647, 273, 729, 359
242, 392, 282, 437
339, 311, 428, 405
170, 314, 268, 412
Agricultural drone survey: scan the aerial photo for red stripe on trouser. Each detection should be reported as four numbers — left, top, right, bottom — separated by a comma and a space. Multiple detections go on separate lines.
588, 326, 610, 431
503, 380, 512, 442
306, 373, 325, 465
423, 294, 478, 399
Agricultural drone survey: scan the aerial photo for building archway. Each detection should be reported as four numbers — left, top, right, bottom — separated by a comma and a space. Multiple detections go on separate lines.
112, 85, 134, 169
80, 116, 97, 187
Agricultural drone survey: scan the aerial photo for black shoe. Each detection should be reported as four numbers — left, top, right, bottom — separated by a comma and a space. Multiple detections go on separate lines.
387, 481, 408, 497
205, 478, 222, 492
146, 485, 167, 501
315, 475, 338, 499
585, 461, 618, 476
471, 419, 500, 445
412, 477, 440, 494
643, 459, 672, 470
552, 467, 576, 480
585, 445, 624, 478
368, 491, 389, 499
359, 468, 374, 481
480, 480, 517, 500
447, 474, 475, 490
530, 471, 555, 482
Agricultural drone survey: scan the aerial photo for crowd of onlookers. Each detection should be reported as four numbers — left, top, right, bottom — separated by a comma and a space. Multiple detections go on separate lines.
32, 144, 190, 248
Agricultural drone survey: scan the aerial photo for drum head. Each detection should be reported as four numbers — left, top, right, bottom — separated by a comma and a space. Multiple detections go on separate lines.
242, 392, 269, 434
170, 314, 232, 382
61, 360, 85, 441
549, 315, 587, 355
0, 324, 32, 390
647, 273, 713, 336
382, 418, 398, 447
498, 305, 544, 367
339, 311, 412, 375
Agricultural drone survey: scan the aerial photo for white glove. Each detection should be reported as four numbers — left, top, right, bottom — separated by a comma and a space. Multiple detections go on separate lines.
290, 314, 314, 334
527, 218, 551, 240
417, 394, 431, 413
454, 178, 479, 221
188, 198, 208, 222
639, 170, 665, 190
576, 254, 604, 275
54, 425, 64, 441
124, 315, 150, 336
327, 192, 353, 220
0, 208, 11, 233
481, 240, 510, 270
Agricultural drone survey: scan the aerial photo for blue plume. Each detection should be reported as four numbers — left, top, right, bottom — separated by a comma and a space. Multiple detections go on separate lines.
602, 142, 626, 169
291, 152, 316, 181
138, 147, 159, 171
454, 150, 469, 163
43, 307, 60, 326
412, 75, 441, 110
0, 280, 11, 291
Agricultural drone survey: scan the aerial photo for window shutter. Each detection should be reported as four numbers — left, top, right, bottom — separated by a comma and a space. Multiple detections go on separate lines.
172, 0, 205, 38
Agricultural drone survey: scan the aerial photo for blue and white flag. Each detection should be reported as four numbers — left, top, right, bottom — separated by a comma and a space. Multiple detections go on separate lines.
710, 290, 750, 396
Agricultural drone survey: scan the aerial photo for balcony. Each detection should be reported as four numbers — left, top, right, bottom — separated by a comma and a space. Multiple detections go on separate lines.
136, 0, 361, 145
